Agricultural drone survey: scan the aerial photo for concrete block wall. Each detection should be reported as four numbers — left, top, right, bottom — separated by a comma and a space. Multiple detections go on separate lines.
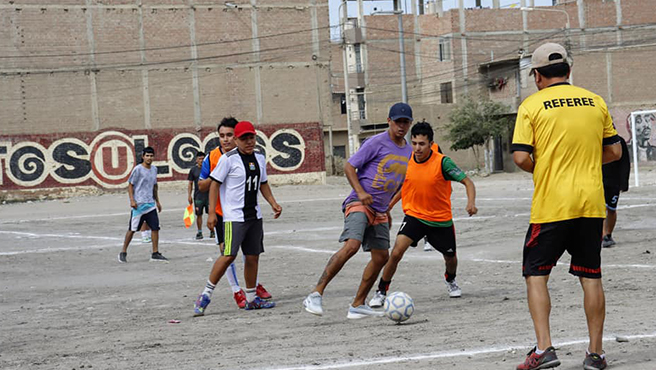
0, 1, 331, 190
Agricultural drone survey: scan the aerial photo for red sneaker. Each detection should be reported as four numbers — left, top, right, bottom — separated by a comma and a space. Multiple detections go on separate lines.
256, 284, 272, 299
517, 346, 560, 370
233, 289, 246, 309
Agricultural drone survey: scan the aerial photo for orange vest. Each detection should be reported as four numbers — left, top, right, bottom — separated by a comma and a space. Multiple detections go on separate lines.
432, 142, 440, 153
402, 149, 452, 222
208, 148, 223, 216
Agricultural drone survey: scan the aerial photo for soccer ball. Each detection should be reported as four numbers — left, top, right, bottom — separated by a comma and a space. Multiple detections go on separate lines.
383, 291, 414, 323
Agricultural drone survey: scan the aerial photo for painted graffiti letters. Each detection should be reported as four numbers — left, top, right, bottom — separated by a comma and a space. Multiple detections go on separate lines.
51, 139, 92, 183
0, 124, 322, 190
268, 129, 305, 171
168, 133, 201, 173
8, 143, 49, 187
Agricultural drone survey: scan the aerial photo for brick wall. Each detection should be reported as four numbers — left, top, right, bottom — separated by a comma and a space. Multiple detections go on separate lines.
0, 1, 330, 188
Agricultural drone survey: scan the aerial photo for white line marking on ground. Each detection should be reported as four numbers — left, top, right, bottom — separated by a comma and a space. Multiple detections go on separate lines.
3, 225, 656, 271
261, 333, 656, 370
3, 200, 653, 225
0, 243, 119, 256
267, 245, 334, 254
0, 197, 346, 225
0, 209, 178, 224
0, 230, 123, 241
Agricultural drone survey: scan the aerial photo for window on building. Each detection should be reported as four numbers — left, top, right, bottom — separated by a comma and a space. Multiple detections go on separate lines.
438, 38, 451, 62
333, 145, 346, 159
356, 87, 366, 119
340, 94, 347, 114
440, 82, 453, 104
354, 44, 363, 73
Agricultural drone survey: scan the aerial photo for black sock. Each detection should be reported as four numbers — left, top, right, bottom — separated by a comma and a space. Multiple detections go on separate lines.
445, 271, 456, 282
378, 278, 391, 293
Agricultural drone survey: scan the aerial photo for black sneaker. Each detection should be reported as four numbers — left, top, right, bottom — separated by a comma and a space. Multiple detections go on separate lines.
118, 252, 127, 263
195, 231, 203, 240
150, 252, 169, 262
209, 230, 215, 239
601, 235, 616, 248
583, 352, 607, 370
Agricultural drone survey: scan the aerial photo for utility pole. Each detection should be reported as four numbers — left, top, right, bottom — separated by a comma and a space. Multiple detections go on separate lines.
341, 0, 360, 156
374, 2, 407, 104
396, 1, 407, 103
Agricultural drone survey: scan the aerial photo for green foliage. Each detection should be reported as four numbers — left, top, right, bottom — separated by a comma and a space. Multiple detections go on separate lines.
446, 96, 512, 151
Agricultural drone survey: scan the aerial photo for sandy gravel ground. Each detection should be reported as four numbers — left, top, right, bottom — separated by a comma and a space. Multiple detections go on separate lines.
2, 168, 656, 370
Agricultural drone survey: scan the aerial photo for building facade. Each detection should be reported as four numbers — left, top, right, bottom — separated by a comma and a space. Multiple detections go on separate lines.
331, 0, 656, 170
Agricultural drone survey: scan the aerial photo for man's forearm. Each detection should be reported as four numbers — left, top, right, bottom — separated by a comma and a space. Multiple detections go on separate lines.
388, 190, 402, 211
128, 184, 135, 202
209, 181, 220, 213
464, 178, 476, 205
260, 183, 277, 206
602, 142, 622, 164
198, 178, 211, 192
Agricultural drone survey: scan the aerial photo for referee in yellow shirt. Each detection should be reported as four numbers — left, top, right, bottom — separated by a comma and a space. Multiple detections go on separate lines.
512, 43, 622, 370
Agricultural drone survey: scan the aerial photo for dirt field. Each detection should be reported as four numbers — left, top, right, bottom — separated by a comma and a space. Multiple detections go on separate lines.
1, 169, 656, 370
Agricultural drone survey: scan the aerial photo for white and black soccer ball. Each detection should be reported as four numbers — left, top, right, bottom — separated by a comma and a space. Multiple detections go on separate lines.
383, 291, 414, 323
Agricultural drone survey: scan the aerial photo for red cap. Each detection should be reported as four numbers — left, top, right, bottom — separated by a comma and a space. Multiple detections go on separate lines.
234, 121, 256, 138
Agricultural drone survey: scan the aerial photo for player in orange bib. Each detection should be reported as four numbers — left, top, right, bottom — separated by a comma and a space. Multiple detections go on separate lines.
369, 121, 478, 307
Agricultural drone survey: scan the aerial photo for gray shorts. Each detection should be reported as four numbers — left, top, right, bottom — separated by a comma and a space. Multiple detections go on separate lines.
338, 211, 390, 251
223, 218, 264, 256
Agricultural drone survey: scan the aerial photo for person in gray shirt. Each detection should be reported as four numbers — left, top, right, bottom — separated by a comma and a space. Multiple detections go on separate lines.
118, 147, 168, 263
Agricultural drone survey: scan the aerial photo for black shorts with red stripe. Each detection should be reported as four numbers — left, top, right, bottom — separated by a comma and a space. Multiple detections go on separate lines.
522, 217, 603, 279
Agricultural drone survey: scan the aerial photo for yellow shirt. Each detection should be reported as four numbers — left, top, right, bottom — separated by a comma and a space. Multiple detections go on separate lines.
512, 82, 619, 224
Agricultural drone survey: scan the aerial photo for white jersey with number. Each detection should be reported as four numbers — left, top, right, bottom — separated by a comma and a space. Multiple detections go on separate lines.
209, 148, 268, 222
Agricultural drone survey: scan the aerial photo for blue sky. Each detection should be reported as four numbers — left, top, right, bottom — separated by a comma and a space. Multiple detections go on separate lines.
328, 0, 555, 39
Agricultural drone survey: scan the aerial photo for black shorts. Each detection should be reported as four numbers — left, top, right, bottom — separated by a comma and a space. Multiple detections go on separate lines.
522, 217, 603, 279
604, 185, 620, 211
194, 198, 209, 216
398, 215, 456, 257
223, 218, 264, 256
128, 208, 160, 232
214, 213, 224, 244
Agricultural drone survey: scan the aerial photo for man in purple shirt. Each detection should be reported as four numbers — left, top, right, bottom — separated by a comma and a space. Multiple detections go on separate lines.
303, 103, 413, 319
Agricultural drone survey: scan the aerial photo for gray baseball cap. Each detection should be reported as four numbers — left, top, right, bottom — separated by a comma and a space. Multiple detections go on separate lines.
530, 43, 569, 75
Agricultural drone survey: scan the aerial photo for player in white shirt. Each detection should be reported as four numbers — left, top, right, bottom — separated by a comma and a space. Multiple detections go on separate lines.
197, 117, 272, 308
193, 121, 283, 315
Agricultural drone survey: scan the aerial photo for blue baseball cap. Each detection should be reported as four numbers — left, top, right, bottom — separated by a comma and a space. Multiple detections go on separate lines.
388, 102, 413, 121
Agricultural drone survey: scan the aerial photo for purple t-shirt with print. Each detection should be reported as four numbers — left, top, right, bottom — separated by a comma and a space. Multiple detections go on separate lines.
343, 131, 412, 213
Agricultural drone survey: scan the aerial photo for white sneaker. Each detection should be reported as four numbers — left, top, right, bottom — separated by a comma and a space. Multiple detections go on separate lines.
303, 292, 323, 316
423, 241, 433, 252
347, 304, 384, 319
445, 279, 462, 298
369, 291, 386, 308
